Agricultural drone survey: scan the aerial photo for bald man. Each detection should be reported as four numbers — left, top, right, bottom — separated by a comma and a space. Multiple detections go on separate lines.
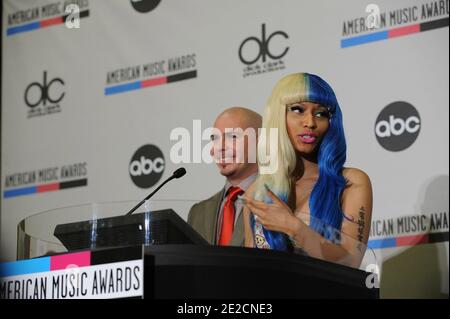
188, 107, 262, 246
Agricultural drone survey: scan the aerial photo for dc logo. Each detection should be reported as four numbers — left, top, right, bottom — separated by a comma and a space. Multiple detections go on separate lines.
238, 24, 289, 65
24, 71, 65, 108
129, 145, 165, 188
130, 0, 161, 13
375, 101, 421, 152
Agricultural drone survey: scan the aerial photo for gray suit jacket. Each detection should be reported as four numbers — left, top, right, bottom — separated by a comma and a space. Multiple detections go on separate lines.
188, 189, 245, 246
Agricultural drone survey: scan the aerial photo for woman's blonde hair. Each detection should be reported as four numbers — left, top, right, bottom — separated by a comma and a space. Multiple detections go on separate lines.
252, 73, 347, 250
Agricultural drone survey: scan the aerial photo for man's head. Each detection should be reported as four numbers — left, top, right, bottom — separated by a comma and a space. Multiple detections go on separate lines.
210, 107, 262, 185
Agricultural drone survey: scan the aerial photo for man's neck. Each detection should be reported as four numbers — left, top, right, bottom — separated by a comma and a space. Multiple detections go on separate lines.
227, 169, 257, 186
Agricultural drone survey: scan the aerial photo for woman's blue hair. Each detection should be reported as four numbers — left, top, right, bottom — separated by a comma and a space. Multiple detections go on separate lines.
254, 73, 347, 251
307, 74, 347, 239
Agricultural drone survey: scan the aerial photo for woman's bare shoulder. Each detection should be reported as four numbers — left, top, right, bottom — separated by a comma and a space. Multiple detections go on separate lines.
342, 167, 371, 187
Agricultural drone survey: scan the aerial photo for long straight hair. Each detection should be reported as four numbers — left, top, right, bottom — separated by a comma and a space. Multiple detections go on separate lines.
252, 73, 347, 251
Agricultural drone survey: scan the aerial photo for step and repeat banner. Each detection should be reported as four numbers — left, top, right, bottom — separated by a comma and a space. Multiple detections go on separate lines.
1, 0, 449, 298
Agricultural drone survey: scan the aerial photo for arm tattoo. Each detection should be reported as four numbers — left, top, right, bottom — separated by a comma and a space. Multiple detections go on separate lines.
357, 206, 365, 243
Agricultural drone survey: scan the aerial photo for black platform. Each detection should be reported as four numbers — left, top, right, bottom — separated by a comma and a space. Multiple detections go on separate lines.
143, 244, 379, 299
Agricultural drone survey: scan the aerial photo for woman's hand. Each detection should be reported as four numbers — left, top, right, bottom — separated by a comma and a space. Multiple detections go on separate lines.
243, 185, 300, 237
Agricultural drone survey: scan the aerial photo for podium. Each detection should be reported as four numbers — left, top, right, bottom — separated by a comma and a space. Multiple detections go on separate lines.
53, 209, 208, 250
143, 244, 378, 299
5, 204, 379, 299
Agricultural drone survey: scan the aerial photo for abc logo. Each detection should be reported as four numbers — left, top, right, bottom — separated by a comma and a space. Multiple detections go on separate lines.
129, 144, 165, 188
130, 0, 161, 13
375, 101, 421, 152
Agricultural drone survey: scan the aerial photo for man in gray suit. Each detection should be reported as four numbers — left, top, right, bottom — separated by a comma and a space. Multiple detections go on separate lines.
188, 107, 262, 246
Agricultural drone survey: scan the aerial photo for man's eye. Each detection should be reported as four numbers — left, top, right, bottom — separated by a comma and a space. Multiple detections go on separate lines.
225, 133, 238, 139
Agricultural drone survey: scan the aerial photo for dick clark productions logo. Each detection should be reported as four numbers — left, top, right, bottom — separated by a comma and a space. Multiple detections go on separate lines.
238, 23, 289, 65
129, 144, 165, 188
25, 71, 65, 107
375, 101, 421, 152
238, 24, 289, 77
24, 71, 65, 118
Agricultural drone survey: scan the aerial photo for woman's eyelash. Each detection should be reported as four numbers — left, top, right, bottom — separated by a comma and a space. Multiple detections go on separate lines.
289, 106, 304, 113
288, 105, 332, 118
317, 110, 330, 117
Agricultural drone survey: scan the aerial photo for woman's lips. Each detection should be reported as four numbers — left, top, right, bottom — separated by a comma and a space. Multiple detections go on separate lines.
298, 133, 318, 144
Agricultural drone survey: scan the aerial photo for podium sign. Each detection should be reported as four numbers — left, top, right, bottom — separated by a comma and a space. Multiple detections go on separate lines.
0, 246, 144, 299
2, 244, 379, 299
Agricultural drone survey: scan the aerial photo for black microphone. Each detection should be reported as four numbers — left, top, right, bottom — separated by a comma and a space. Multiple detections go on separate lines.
125, 167, 186, 216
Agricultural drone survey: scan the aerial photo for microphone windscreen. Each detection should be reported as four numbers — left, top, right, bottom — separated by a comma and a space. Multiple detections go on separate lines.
173, 167, 186, 179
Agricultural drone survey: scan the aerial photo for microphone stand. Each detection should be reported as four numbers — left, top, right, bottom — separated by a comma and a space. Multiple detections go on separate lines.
125, 176, 175, 215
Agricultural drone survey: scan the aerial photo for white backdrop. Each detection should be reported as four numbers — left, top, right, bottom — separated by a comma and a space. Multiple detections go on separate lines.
2, 0, 449, 298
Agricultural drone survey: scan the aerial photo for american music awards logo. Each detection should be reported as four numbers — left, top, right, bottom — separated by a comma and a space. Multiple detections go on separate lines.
6, 0, 90, 36
341, 1, 449, 48
3, 163, 88, 199
104, 54, 197, 96
238, 24, 289, 78
368, 212, 449, 249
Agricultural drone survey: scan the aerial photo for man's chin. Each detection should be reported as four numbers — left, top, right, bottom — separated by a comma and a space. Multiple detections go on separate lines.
218, 163, 237, 176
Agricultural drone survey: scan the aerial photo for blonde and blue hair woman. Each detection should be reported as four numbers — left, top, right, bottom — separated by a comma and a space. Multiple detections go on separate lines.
243, 72, 373, 267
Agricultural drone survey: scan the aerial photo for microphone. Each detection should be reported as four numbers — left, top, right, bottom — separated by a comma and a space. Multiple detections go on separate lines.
125, 167, 186, 215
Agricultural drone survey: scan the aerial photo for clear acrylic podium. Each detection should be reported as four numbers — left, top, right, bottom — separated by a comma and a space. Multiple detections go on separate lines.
13, 201, 380, 299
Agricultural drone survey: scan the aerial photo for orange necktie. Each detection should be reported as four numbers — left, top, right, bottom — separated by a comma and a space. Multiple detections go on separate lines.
219, 186, 244, 246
